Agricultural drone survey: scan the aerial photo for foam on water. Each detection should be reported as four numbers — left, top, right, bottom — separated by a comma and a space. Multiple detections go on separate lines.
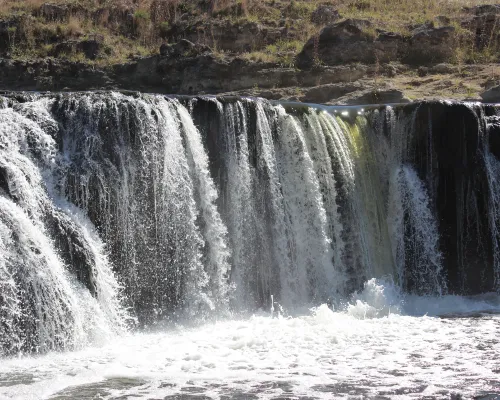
0, 280, 499, 400
2, 94, 500, 399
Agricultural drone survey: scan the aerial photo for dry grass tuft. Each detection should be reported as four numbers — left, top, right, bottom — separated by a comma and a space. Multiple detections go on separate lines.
0, 0, 498, 65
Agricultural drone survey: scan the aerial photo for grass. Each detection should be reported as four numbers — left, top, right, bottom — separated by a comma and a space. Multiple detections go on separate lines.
242, 39, 307, 66
0, 0, 498, 66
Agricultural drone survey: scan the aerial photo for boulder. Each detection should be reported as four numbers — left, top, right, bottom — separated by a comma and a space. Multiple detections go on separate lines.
311, 5, 340, 26
374, 30, 407, 62
481, 85, 500, 103
404, 24, 456, 65
297, 19, 375, 69
296, 19, 407, 69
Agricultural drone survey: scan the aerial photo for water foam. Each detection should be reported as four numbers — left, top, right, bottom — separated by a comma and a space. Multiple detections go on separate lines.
0, 280, 499, 399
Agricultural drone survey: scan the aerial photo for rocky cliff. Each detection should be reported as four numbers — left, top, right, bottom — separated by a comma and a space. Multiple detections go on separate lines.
1, 0, 500, 103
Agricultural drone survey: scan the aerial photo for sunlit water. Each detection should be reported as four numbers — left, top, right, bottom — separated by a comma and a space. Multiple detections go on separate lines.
1, 280, 499, 400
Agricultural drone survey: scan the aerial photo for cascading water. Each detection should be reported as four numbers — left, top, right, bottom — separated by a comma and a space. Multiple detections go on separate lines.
1, 93, 500, 399
0, 98, 126, 356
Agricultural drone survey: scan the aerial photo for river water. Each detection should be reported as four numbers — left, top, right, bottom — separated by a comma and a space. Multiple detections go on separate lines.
1, 280, 499, 400
1, 94, 500, 399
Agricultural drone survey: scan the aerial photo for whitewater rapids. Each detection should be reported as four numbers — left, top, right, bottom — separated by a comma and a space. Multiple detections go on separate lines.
0, 280, 499, 400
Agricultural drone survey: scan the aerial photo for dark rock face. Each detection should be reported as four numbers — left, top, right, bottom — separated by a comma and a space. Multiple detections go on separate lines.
296, 19, 411, 69
374, 30, 408, 62
297, 19, 457, 69
399, 103, 494, 293
0, 42, 374, 97
463, 5, 500, 50
297, 19, 378, 68
78, 39, 102, 60
38, 3, 70, 22
51, 37, 105, 60
481, 85, 500, 103
165, 20, 285, 53
404, 24, 456, 65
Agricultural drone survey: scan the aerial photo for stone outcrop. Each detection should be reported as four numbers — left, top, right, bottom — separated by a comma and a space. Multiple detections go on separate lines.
404, 24, 456, 65
296, 19, 458, 70
165, 19, 285, 53
51, 36, 106, 60
0, 51, 366, 96
462, 4, 500, 50
481, 85, 500, 103
296, 19, 379, 68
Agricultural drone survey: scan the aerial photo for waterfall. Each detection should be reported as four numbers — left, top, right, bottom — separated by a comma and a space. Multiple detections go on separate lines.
1, 92, 500, 356
388, 165, 445, 295
0, 99, 126, 356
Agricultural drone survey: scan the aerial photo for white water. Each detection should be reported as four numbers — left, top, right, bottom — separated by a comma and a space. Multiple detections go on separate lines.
2, 94, 500, 399
1, 280, 499, 400
0, 101, 126, 355
388, 165, 445, 295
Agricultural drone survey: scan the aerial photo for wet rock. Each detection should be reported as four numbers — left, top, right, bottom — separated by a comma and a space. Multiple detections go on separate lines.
0, 166, 10, 197
311, 5, 340, 25
404, 24, 456, 65
481, 85, 500, 103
